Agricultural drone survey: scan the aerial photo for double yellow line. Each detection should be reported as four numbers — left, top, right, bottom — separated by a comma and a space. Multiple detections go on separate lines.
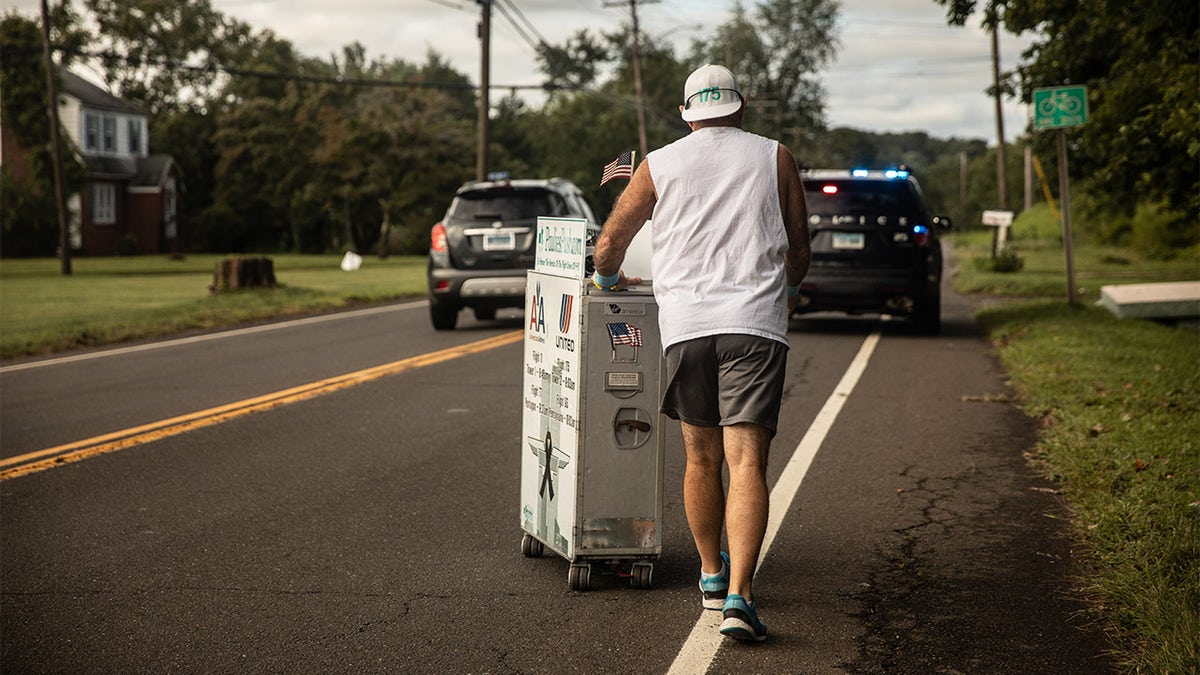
1, 331, 523, 481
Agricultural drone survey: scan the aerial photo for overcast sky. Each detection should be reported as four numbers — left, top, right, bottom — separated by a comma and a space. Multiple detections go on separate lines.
12, 0, 1036, 143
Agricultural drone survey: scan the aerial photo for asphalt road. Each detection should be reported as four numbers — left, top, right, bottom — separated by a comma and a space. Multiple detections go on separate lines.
1, 277, 1114, 673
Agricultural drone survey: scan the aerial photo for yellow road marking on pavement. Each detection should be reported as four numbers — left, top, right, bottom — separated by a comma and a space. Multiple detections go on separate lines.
1, 331, 523, 481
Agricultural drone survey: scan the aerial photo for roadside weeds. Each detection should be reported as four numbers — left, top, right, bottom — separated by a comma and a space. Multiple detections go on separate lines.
975, 299, 1199, 673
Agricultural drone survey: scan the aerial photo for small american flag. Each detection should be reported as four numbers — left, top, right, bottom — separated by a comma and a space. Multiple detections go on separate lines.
601, 150, 636, 186
607, 322, 644, 348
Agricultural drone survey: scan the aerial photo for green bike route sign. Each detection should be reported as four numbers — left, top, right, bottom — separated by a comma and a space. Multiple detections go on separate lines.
1033, 85, 1088, 129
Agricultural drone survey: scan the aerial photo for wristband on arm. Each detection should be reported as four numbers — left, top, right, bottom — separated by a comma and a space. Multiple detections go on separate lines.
787, 284, 801, 298
593, 271, 621, 291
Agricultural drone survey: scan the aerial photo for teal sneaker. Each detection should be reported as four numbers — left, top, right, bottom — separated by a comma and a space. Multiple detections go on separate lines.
699, 551, 729, 610
720, 593, 767, 642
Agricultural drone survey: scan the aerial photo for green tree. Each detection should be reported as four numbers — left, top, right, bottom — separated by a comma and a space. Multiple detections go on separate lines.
531, 0, 838, 215
689, 0, 840, 144
81, 0, 246, 116
809, 126, 994, 223
537, 29, 610, 93
305, 51, 475, 254
0, 10, 86, 257
529, 25, 693, 218
489, 93, 537, 179
933, 0, 1199, 249
311, 77, 475, 253
218, 28, 306, 105
209, 93, 302, 251
207, 46, 476, 254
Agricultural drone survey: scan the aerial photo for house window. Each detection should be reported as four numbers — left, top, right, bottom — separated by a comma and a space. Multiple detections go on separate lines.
102, 116, 116, 152
84, 113, 99, 151
128, 119, 142, 154
92, 183, 116, 225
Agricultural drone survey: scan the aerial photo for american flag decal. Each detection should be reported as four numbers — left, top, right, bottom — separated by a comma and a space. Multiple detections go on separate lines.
601, 150, 636, 186
607, 322, 644, 348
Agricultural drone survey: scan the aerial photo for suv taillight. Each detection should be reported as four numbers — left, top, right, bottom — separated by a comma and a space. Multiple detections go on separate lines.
431, 222, 448, 253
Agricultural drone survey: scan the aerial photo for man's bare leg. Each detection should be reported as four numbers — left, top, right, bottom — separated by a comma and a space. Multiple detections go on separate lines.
722, 422, 771, 601
681, 421, 726, 576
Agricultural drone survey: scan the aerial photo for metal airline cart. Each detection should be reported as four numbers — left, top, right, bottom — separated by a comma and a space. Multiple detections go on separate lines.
518, 218, 665, 591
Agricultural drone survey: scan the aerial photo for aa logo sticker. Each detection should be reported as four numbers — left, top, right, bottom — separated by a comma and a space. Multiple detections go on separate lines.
529, 281, 546, 334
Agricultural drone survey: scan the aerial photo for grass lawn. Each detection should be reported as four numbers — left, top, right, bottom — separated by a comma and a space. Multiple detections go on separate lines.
0, 254, 427, 359
953, 207, 1199, 301
951, 209, 1199, 673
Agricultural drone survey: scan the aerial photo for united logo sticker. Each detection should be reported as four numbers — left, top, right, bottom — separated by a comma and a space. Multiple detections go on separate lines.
558, 293, 574, 333
556, 292, 576, 352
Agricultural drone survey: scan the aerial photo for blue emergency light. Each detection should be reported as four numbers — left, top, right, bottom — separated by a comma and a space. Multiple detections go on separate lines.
851, 168, 910, 179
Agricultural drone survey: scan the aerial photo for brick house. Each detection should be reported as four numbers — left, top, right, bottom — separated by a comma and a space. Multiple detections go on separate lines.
2, 70, 180, 255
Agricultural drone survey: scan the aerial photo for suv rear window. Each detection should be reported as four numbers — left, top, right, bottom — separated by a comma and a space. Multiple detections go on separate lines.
448, 188, 568, 221
804, 180, 922, 223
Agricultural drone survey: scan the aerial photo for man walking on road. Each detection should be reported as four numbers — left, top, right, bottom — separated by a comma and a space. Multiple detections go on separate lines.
592, 64, 811, 642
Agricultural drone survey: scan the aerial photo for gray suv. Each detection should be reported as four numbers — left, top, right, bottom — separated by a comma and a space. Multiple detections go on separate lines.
427, 178, 600, 330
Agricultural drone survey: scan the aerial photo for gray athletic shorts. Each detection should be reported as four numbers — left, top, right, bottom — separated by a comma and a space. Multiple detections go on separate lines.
660, 334, 789, 437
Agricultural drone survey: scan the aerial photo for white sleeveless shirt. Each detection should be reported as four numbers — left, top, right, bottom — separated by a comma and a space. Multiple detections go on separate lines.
646, 126, 789, 349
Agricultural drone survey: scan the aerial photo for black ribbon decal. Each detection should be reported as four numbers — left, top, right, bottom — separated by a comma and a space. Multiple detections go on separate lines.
539, 431, 555, 500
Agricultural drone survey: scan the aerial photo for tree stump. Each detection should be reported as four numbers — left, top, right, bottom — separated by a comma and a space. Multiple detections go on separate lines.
210, 257, 276, 294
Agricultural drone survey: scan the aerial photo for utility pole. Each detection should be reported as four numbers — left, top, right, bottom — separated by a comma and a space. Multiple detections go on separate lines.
959, 151, 968, 229
476, 0, 491, 181
1023, 142, 1033, 211
989, 20, 1008, 211
606, 0, 658, 160
40, 0, 70, 274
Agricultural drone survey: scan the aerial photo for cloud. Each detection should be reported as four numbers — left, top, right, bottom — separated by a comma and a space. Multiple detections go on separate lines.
8, 0, 1035, 141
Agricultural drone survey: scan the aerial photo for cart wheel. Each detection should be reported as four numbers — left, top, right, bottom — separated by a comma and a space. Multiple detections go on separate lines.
568, 563, 591, 591
631, 562, 653, 589
520, 534, 544, 558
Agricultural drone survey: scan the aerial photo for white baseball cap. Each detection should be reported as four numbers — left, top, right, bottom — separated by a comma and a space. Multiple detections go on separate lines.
681, 64, 744, 122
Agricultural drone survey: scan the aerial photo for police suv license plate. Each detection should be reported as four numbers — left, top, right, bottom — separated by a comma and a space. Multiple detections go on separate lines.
483, 231, 516, 251
832, 232, 865, 250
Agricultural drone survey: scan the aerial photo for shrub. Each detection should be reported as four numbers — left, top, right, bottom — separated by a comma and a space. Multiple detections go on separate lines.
116, 233, 139, 256
973, 248, 1026, 273
1129, 201, 1197, 260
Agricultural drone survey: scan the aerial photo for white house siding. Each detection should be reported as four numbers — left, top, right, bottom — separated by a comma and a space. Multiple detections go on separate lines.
58, 96, 83, 151
59, 100, 148, 159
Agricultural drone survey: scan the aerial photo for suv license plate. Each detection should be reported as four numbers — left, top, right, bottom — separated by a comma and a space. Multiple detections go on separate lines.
832, 232, 865, 250
483, 231, 516, 251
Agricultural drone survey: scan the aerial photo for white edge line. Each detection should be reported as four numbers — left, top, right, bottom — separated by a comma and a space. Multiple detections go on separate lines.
0, 300, 427, 374
667, 326, 885, 675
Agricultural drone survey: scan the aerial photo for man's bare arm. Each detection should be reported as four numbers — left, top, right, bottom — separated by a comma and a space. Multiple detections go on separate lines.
592, 160, 657, 285
777, 143, 811, 287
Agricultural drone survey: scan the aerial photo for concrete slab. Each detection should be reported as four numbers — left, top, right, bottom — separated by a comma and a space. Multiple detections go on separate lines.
1099, 280, 1200, 319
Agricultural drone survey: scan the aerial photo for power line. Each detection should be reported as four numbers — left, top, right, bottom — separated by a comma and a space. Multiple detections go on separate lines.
823, 61, 995, 78
493, 1, 539, 51
421, 0, 474, 12
59, 48, 558, 91
499, 0, 549, 47
840, 16, 957, 28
